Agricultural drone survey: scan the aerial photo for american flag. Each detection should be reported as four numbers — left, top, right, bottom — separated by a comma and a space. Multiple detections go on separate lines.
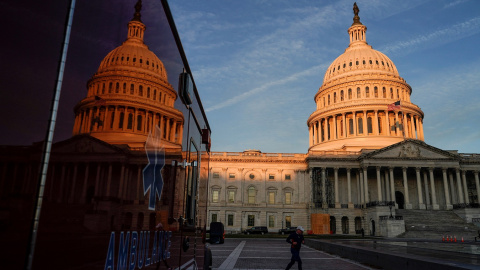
387, 101, 401, 111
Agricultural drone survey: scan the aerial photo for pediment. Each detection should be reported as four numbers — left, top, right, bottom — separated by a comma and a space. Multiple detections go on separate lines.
363, 139, 459, 160
52, 135, 126, 154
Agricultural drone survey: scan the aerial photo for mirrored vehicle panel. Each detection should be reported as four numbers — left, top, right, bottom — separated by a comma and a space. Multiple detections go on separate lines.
0, 1, 211, 269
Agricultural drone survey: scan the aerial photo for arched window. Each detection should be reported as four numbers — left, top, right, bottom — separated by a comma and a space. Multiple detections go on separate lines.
357, 87, 361, 98
110, 112, 115, 129
358, 118, 363, 134
340, 90, 344, 101
328, 95, 331, 105
378, 117, 382, 134
248, 187, 256, 204
139, 85, 143, 96
130, 84, 134, 94
123, 83, 126, 93
348, 89, 352, 99
365, 87, 370, 98
382, 87, 386, 98
109, 82, 112, 93
115, 82, 119, 93
390, 88, 393, 99
374, 87, 378, 97
127, 113, 133, 129
147, 87, 150, 98
349, 118, 354, 135
137, 115, 142, 131
118, 112, 124, 129
334, 92, 337, 103
102, 83, 105, 94
153, 89, 157, 100
367, 117, 373, 133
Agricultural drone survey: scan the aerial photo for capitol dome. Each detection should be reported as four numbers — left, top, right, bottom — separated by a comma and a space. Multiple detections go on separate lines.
72, 1, 184, 148
307, 3, 424, 152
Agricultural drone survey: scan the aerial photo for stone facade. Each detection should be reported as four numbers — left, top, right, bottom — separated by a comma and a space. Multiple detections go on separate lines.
205, 4, 480, 237
207, 150, 309, 233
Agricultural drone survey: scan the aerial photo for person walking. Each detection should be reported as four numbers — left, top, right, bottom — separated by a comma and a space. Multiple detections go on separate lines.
285, 226, 305, 270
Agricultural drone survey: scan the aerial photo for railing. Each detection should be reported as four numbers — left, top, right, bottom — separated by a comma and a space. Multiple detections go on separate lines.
210, 151, 307, 159
379, 215, 403, 221
366, 201, 395, 207
453, 203, 480, 209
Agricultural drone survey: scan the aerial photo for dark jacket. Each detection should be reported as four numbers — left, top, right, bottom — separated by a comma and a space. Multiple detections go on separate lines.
286, 232, 304, 250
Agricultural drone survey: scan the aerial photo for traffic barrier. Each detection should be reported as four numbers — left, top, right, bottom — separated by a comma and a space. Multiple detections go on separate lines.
461, 237, 464, 243
454, 236, 457, 242
442, 235, 445, 242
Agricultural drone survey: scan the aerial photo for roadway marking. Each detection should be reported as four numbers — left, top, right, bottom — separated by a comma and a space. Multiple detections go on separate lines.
218, 240, 246, 269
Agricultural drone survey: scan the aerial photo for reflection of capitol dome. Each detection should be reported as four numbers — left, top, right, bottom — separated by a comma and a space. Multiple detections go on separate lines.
307, 3, 424, 152
72, 1, 183, 148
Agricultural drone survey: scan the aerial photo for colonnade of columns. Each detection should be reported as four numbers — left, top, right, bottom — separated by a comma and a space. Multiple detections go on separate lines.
73, 105, 183, 144
313, 166, 480, 210
309, 110, 424, 146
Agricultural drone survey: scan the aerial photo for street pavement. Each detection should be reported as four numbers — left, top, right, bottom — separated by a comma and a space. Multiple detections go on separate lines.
209, 238, 379, 270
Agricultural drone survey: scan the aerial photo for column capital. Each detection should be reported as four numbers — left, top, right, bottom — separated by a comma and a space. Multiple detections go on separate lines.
222, 168, 228, 172
333, 167, 339, 171
428, 167, 435, 171
402, 167, 408, 172
376, 166, 381, 171
415, 167, 421, 172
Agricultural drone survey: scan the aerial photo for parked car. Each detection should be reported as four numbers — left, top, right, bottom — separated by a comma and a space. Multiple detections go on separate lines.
209, 222, 225, 244
244, 226, 268, 235
278, 226, 297, 235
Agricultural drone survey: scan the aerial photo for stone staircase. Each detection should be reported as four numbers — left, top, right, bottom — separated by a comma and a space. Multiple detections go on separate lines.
395, 209, 479, 240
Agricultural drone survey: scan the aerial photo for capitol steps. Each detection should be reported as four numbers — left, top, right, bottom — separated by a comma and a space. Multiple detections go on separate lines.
395, 209, 479, 240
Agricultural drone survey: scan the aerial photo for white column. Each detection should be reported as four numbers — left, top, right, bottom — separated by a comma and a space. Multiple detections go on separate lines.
475, 171, 480, 204
334, 167, 340, 208
322, 168, 327, 208
384, 170, 390, 201
416, 168, 425, 209
359, 169, 364, 205
462, 170, 469, 204
423, 171, 430, 208
389, 167, 396, 208
309, 124, 313, 146
456, 169, 464, 203
449, 172, 456, 204
429, 168, 439, 210
442, 168, 453, 210
363, 167, 369, 204
402, 167, 412, 209
376, 167, 382, 201
347, 168, 353, 208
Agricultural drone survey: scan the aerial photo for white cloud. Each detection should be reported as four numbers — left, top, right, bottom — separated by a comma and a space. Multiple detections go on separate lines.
381, 16, 480, 55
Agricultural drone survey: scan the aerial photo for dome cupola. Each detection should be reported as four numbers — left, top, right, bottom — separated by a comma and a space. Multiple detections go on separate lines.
72, 0, 184, 148
307, 3, 425, 152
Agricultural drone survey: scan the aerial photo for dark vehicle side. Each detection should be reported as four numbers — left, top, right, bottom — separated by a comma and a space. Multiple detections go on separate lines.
278, 226, 297, 235
244, 226, 268, 235
209, 222, 225, 244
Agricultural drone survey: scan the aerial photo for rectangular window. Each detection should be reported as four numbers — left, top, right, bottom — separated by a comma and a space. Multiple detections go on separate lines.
248, 187, 255, 204
269, 215, 275, 228
285, 192, 292, 204
268, 192, 275, 204
212, 214, 217, 223
229, 173, 235, 179
228, 214, 234, 226
212, 190, 219, 203
285, 174, 291, 180
213, 172, 219, 178
268, 174, 275, 180
285, 216, 291, 228
248, 215, 255, 227
228, 190, 235, 203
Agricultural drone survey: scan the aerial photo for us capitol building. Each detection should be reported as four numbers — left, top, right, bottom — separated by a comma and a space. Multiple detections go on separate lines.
207, 4, 480, 237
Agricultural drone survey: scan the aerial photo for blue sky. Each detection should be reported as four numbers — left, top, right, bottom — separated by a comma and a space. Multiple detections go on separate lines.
169, 0, 480, 154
